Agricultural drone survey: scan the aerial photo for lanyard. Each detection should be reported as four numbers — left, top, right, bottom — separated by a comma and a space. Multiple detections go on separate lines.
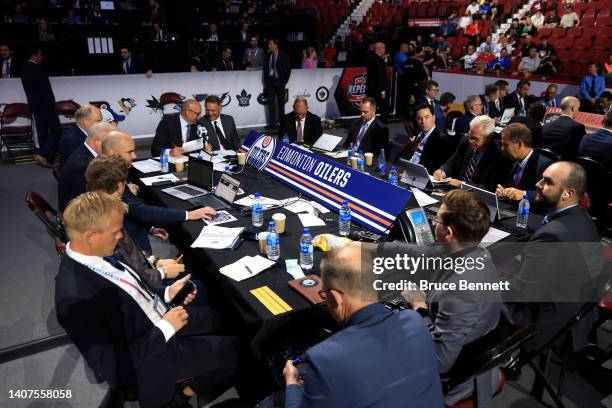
87, 261, 153, 302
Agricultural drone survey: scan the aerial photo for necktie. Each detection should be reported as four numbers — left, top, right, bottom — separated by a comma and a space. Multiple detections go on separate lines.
124, 61, 128, 74
356, 122, 368, 147
104, 256, 126, 271
511, 163, 522, 187
273, 53, 278, 79
269, 54, 274, 77
464, 149, 478, 182
3, 60, 9, 76
214, 120, 226, 147
484, 102, 489, 115
296, 119, 304, 143
495, 99, 500, 111
589, 76, 596, 98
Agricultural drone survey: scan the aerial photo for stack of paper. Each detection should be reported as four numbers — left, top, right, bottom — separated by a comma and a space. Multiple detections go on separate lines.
234, 195, 283, 207
325, 150, 349, 158
298, 212, 326, 227
220, 255, 276, 281
132, 159, 161, 173
181, 138, 204, 153
480, 227, 511, 247
191, 225, 244, 249
140, 174, 180, 186
410, 188, 438, 207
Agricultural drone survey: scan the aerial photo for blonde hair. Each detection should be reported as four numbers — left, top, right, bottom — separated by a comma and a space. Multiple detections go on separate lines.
63, 191, 127, 239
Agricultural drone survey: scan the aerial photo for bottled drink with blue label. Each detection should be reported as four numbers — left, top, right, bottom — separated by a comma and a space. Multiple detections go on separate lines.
339, 199, 351, 236
299, 228, 314, 270
282, 132, 290, 144
388, 166, 398, 185
347, 142, 354, 165
516, 193, 530, 229
252, 192, 263, 227
357, 156, 364, 172
378, 148, 386, 176
266, 221, 280, 261
160, 148, 169, 173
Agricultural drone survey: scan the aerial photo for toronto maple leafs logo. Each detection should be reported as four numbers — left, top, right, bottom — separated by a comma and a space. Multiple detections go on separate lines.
236, 89, 251, 107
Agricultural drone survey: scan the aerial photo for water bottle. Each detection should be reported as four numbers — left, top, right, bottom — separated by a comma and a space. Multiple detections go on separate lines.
282, 132, 290, 144
516, 193, 530, 229
299, 228, 314, 270
378, 148, 386, 176
252, 192, 263, 227
357, 156, 364, 172
346, 142, 354, 165
388, 165, 398, 185
224, 165, 230, 173
160, 148, 169, 173
266, 221, 280, 261
339, 199, 351, 236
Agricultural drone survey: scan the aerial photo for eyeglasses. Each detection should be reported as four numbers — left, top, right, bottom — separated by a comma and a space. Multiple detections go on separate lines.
318, 288, 343, 300
431, 217, 445, 226
187, 109, 201, 117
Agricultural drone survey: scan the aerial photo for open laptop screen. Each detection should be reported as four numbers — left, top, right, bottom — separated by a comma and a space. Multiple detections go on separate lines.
188, 157, 214, 190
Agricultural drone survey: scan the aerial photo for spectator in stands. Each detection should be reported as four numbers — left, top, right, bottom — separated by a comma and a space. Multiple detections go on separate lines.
560, 4, 580, 28
263, 38, 291, 130
467, 0, 481, 16
279, 97, 323, 145
416, 80, 440, 109
508, 102, 546, 148
474, 46, 496, 74
403, 104, 453, 173
503, 79, 531, 116
439, 17, 456, 37
199, 95, 241, 151
0, 43, 19, 78
207, 22, 220, 42
579, 110, 612, 171
520, 16, 538, 37
596, 91, 612, 115
461, 44, 478, 71
150, 21, 168, 42
59, 104, 102, 169
478, 35, 499, 54
65, 8, 81, 25
496, 34, 514, 56
37, 17, 56, 42
238, 22, 251, 43
496, 123, 554, 201
481, 84, 501, 118
579, 62, 606, 113
520, 35, 535, 57
118, 45, 152, 77
459, 12, 472, 30
604, 53, 612, 79
537, 36, 555, 57
189, 45, 211, 72
434, 115, 511, 190
243, 36, 264, 71
435, 47, 452, 70
490, 0, 503, 21
301, 47, 318, 69
90, 3, 111, 26
542, 96, 585, 159
535, 51, 560, 79
517, 47, 541, 78
10, 3, 28, 24
433, 35, 451, 52
436, 92, 456, 131
366, 42, 389, 123
151, 99, 201, 157
344, 97, 388, 156
454, 95, 483, 135
531, 10, 545, 28
479, 1, 491, 17
146, 0, 166, 26
488, 48, 511, 74
506, 18, 521, 39
539, 84, 562, 108
212, 47, 234, 71
421, 44, 437, 76
464, 19, 480, 44
544, 9, 561, 27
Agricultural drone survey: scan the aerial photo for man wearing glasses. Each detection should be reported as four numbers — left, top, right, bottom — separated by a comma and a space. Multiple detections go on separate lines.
151, 99, 202, 157
452, 95, 483, 136
282, 244, 444, 407
278, 97, 323, 145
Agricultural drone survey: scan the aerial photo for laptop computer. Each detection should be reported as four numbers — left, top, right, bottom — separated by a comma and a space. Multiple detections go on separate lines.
460, 182, 515, 222
187, 173, 241, 210
162, 156, 213, 200
397, 158, 450, 190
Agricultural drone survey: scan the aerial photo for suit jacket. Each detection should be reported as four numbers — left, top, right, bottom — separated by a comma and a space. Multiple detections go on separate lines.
212, 57, 234, 71
59, 124, 87, 169
542, 115, 585, 159
503, 91, 531, 116
505, 150, 553, 202
415, 96, 440, 109
198, 114, 241, 151
115, 232, 163, 287
503, 206, 604, 351
263, 50, 291, 85
55, 255, 179, 408
344, 118, 389, 156
151, 114, 197, 156
119, 58, 146, 75
242, 47, 265, 70
539, 95, 562, 108
405, 126, 454, 174
365, 51, 388, 98
278, 111, 323, 145
579, 75, 606, 101
2, 57, 20, 78
433, 105, 448, 132
579, 128, 612, 171
441, 137, 512, 191
453, 112, 475, 136
284, 303, 444, 408
58, 143, 94, 211
507, 115, 543, 148
20, 60, 56, 113
479, 95, 502, 118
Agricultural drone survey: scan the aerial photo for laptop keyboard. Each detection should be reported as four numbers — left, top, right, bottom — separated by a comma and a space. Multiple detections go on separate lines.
175, 185, 205, 196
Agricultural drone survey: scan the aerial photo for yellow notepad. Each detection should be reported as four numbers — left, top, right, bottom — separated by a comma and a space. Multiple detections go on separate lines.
250, 286, 293, 315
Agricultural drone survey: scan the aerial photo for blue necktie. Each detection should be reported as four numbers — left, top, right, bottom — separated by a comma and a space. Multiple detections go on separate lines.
104, 256, 125, 271
511, 163, 522, 187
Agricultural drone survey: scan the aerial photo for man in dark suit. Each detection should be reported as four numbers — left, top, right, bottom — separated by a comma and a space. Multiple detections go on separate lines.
283, 245, 444, 407
0, 42, 19, 78
211, 47, 234, 71
278, 97, 323, 145
507, 102, 545, 148
496, 123, 553, 201
56, 192, 239, 408
453, 95, 483, 136
480, 84, 501, 118
542, 96, 585, 159
20, 46, 63, 167
343, 97, 389, 156
58, 104, 102, 169
503, 79, 531, 116
263, 38, 291, 130
118, 45, 152, 77
579, 109, 612, 171
415, 80, 440, 109
401, 104, 453, 173
503, 161, 604, 352
58, 122, 116, 211
151, 99, 202, 157
365, 42, 389, 123
434, 115, 512, 191
539, 83, 562, 108
198, 95, 241, 151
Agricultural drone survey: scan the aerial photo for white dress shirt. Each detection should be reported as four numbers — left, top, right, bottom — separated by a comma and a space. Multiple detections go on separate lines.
211, 117, 226, 142
410, 125, 436, 164
179, 114, 190, 143
84, 141, 98, 157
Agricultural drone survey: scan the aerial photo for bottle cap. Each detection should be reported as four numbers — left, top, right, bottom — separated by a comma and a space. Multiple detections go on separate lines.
343, 199, 349, 205
523, 193, 528, 199
391, 165, 397, 170
268, 221, 275, 229
303, 227, 310, 234
254, 192, 260, 198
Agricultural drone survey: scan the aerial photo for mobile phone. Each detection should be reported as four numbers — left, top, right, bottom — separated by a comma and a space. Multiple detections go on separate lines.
169, 280, 196, 307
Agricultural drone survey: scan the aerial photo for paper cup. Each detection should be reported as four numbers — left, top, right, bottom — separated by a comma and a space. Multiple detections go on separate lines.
175, 161, 185, 172
272, 213, 286, 234
258, 232, 269, 254
350, 156, 358, 169
364, 152, 373, 166
237, 152, 246, 165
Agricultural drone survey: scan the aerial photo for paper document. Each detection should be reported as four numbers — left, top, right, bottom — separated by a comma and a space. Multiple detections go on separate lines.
220, 255, 276, 281
410, 188, 438, 207
312, 133, 342, 152
324, 150, 349, 158
234, 195, 283, 207
214, 149, 236, 157
429, 174, 451, 184
132, 159, 161, 174
283, 198, 313, 214
285, 259, 305, 280
191, 225, 244, 249
181, 138, 204, 153
203, 210, 237, 225
480, 227, 511, 247
298, 212, 326, 227
309, 201, 330, 214
140, 174, 180, 186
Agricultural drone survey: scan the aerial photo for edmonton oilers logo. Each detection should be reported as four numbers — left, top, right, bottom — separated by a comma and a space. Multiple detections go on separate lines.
246, 134, 276, 170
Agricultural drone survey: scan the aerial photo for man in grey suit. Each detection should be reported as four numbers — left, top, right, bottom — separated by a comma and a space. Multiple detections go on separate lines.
242, 36, 264, 70
198, 95, 241, 151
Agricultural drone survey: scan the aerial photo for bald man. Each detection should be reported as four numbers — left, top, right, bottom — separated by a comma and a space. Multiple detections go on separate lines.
151, 99, 202, 157
542, 96, 585, 159
365, 41, 389, 123
59, 104, 102, 169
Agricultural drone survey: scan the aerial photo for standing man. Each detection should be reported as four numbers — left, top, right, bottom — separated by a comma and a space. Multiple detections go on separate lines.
393, 43, 409, 117
242, 36, 264, 71
263, 39, 291, 131
150, 99, 202, 157
198, 95, 241, 151
402, 49, 429, 114
0, 43, 19, 78
278, 97, 323, 145
366, 42, 389, 123
21, 45, 63, 168
579, 63, 605, 113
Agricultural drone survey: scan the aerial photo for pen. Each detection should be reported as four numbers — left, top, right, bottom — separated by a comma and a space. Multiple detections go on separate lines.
175, 254, 184, 263
245, 265, 254, 276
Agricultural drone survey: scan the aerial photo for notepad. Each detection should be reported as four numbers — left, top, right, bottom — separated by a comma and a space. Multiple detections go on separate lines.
219, 255, 275, 281
132, 159, 161, 173
140, 174, 180, 186
250, 286, 293, 315
298, 212, 326, 227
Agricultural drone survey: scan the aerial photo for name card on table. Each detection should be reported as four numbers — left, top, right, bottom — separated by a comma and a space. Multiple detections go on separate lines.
241, 131, 417, 235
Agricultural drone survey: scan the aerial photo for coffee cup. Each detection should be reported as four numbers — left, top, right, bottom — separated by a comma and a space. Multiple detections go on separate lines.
364, 152, 373, 166
175, 161, 185, 172
350, 156, 358, 169
237, 152, 246, 165
258, 232, 269, 254
272, 213, 286, 234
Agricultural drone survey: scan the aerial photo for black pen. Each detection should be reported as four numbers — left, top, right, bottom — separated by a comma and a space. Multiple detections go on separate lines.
245, 265, 254, 276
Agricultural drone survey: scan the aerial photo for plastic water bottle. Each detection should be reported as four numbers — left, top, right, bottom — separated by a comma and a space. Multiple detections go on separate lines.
224, 165, 230, 173
388, 166, 398, 185
346, 142, 354, 165
299, 228, 314, 270
252, 192, 263, 227
160, 148, 169, 173
339, 199, 351, 236
378, 148, 386, 176
282, 132, 290, 144
266, 221, 280, 261
357, 156, 364, 172
516, 193, 530, 229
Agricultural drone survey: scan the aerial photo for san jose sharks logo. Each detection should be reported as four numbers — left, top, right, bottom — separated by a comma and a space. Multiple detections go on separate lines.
146, 93, 185, 113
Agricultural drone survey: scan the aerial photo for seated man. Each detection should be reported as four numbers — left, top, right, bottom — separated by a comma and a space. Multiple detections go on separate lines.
496, 123, 553, 201
278, 97, 323, 145
343, 97, 389, 156
402, 104, 453, 173
56, 192, 239, 407
480, 84, 501, 118
282, 244, 444, 407
453, 95, 482, 135
503, 79, 531, 116
58, 104, 102, 169
507, 102, 545, 148
434, 115, 511, 191
415, 80, 440, 108
579, 109, 612, 171
542, 96, 585, 160
198, 95, 241, 151
151, 99, 202, 157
